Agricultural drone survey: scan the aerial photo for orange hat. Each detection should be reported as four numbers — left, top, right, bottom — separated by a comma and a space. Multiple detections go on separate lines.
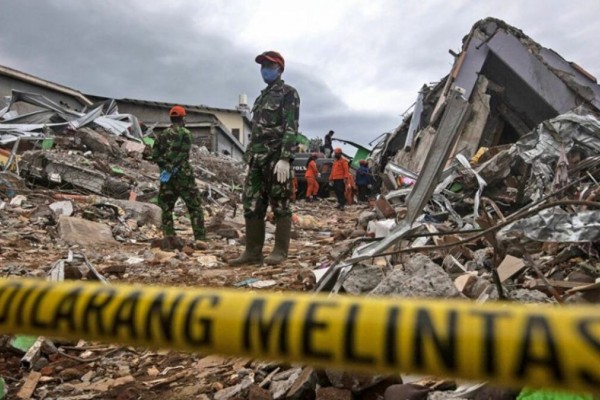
334, 147, 342, 154
255, 51, 285, 71
169, 105, 186, 117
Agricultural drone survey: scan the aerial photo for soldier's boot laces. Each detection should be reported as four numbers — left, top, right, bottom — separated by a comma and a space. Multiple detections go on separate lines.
229, 218, 264, 265
264, 217, 292, 265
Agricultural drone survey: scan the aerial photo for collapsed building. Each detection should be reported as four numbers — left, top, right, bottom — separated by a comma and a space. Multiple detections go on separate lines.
373, 17, 600, 181
317, 17, 600, 296
0, 65, 249, 162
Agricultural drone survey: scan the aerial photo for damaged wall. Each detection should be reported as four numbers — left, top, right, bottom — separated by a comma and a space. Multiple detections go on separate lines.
109, 99, 247, 161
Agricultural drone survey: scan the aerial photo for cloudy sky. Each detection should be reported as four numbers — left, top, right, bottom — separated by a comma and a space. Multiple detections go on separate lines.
1, 0, 599, 148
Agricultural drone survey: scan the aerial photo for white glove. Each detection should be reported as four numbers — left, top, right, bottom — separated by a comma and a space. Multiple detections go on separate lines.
274, 159, 291, 183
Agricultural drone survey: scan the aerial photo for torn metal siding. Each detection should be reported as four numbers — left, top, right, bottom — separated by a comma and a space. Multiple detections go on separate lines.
403, 86, 426, 151
0, 90, 144, 144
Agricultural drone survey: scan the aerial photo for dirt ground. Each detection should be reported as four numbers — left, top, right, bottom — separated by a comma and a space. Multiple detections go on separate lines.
0, 196, 367, 400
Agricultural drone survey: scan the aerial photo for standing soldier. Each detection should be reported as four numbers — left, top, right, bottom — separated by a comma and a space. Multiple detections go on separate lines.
152, 105, 205, 241
229, 51, 300, 266
305, 152, 320, 202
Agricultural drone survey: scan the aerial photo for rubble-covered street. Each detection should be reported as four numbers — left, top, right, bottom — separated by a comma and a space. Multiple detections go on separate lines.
1, 16, 600, 400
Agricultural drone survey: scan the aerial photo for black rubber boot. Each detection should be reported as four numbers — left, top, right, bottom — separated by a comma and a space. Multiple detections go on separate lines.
264, 217, 292, 265
229, 218, 265, 265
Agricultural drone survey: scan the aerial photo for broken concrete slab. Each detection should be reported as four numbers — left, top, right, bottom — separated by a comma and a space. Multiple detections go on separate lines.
342, 263, 385, 294
509, 288, 552, 303
80, 127, 121, 155
95, 198, 161, 227
21, 150, 131, 199
49, 200, 73, 217
370, 254, 461, 298
58, 216, 117, 247
121, 139, 146, 155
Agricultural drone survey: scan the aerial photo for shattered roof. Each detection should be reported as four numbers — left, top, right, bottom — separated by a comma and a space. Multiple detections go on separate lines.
0, 64, 92, 107
106, 97, 248, 116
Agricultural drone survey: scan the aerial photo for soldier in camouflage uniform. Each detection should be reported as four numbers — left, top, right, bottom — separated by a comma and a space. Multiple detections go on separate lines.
230, 51, 300, 266
152, 105, 205, 241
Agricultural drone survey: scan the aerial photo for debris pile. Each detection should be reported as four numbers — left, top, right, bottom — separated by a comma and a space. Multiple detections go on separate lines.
1, 16, 600, 400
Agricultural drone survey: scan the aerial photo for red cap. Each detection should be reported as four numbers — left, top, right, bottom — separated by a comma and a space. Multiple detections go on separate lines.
255, 51, 285, 71
169, 105, 186, 117
334, 147, 343, 154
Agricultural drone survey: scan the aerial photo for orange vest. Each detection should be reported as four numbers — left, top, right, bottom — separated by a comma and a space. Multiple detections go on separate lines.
305, 159, 318, 178
330, 157, 349, 181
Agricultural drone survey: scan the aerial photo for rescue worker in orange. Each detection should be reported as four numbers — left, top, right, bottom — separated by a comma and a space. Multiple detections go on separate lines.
345, 172, 357, 206
305, 152, 320, 202
329, 147, 350, 210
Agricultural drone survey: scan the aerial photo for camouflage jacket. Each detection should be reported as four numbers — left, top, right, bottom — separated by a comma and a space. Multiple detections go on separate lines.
151, 126, 194, 175
248, 78, 300, 163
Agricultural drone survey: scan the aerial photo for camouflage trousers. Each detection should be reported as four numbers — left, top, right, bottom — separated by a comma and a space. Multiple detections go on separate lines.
243, 155, 292, 220
158, 172, 205, 240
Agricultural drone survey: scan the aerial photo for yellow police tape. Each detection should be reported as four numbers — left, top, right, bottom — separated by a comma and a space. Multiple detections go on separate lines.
0, 278, 598, 394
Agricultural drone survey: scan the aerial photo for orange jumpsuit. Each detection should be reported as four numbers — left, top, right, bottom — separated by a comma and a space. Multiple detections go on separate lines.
290, 176, 298, 201
305, 159, 319, 198
345, 173, 356, 205
330, 157, 350, 208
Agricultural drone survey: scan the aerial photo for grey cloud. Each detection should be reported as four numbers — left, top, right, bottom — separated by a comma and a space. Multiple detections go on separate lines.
2, 0, 599, 150
0, 0, 395, 147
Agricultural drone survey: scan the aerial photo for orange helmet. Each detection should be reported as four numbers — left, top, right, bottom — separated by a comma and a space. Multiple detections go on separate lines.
255, 51, 285, 71
169, 105, 186, 117
334, 147, 343, 154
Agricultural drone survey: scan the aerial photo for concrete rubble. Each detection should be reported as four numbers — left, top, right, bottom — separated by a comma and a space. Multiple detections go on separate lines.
1, 17, 600, 400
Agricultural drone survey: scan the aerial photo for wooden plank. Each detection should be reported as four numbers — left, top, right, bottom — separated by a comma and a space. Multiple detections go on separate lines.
497, 255, 526, 282
16, 371, 41, 399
